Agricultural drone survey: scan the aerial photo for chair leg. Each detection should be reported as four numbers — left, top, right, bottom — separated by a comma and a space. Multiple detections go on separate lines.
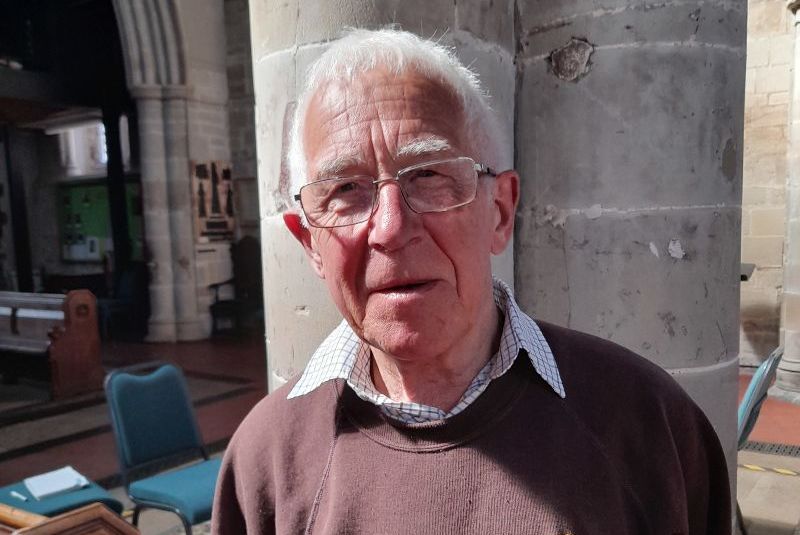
736, 502, 748, 535
132, 505, 142, 527
178, 512, 193, 535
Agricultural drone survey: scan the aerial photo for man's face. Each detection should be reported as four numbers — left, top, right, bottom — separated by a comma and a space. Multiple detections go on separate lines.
293, 67, 516, 361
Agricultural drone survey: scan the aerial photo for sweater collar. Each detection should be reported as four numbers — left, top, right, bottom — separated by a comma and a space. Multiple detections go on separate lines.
337, 355, 537, 452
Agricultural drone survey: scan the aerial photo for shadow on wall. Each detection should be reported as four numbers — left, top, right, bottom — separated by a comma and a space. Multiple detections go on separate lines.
740, 304, 781, 366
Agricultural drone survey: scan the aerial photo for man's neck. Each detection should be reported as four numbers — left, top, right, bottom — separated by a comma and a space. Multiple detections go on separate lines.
369, 302, 503, 412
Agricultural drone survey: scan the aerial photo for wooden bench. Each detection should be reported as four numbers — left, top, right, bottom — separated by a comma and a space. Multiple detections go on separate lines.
0, 290, 103, 399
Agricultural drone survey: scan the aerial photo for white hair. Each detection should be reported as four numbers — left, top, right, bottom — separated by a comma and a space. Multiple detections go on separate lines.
288, 28, 505, 205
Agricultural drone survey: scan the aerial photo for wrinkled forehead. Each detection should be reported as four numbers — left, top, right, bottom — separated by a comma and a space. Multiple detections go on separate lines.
301, 68, 469, 177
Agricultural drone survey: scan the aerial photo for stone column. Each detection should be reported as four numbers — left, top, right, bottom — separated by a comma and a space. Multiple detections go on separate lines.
776, 0, 800, 392
58, 130, 79, 176
513, 0, 745, 486
249, 0, 516, 391
131, 85, 177, 342
163, 85, 206, 341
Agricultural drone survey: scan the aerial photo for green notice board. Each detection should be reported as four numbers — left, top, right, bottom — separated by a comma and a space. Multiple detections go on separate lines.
58, 180, 143, 263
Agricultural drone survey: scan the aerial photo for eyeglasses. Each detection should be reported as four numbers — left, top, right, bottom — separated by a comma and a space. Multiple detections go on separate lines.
294, 156, 496, 228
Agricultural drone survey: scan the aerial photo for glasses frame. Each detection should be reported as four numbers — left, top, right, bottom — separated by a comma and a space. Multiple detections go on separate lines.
294, 156, 497, 229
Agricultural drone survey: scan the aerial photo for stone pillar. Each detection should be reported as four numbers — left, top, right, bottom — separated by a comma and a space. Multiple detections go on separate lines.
132, 85, 177, 342
163, 85, 206, 341
58, 130, 79, 176
248, 0, 516, 391
776, 0, 800, 392
513, 0, 745, 487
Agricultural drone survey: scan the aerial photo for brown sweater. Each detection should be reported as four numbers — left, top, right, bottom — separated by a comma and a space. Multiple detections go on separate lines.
212, 322, 731, 534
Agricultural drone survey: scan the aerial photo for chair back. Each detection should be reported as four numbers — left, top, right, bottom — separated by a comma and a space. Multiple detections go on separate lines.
105, 363, 206, 475
737, 346, 784, 449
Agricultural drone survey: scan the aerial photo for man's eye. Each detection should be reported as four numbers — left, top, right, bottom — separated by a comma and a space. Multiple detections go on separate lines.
335, 181, 359, 193
408, 169, 440, 180
322, 179, 373, 214
330, 180, 367, 197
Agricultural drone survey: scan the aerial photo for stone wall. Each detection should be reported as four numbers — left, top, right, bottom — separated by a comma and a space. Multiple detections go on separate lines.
740, 0, 794, 365
224, 0, 259, 239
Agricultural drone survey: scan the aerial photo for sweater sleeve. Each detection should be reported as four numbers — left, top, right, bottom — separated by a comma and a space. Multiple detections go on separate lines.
211, 396, 278, 535
679, 402, 732, 535
211, 445, 254, 535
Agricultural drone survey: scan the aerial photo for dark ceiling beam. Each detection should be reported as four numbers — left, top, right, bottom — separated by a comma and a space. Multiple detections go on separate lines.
0, 69, 96, 111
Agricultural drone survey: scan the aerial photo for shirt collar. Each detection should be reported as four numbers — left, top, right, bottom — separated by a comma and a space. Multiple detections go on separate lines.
287, 278, 565, 400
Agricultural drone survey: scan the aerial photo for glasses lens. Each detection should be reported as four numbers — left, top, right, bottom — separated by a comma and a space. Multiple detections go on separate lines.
399, 158, 478, 213
300, 176, 375, 228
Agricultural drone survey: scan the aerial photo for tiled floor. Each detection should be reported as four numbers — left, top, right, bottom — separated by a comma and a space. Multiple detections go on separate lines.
736, 371, 800, 535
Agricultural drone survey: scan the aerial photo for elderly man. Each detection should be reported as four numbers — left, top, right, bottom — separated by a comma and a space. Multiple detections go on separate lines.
212, 29, 730, 534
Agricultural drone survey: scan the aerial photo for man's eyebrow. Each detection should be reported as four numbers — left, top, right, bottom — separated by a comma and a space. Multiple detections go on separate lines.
315, 155, 366, 180
396, 137, 452, 159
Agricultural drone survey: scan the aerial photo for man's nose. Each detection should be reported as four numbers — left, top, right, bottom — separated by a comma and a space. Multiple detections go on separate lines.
367, 180, 423, 252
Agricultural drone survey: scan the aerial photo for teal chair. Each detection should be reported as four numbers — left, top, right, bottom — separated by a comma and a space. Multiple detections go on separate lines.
736, 346, 784, 535
104, 362, 221, 534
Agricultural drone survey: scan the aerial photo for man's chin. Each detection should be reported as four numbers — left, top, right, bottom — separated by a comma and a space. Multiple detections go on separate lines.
361, 321, 454, 362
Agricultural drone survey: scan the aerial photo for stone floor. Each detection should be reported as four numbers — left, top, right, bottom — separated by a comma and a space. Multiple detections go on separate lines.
737, 450, 800, 535
735, 370, 800, 535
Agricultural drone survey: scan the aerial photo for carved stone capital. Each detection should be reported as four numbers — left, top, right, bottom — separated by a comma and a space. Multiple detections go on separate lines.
162, 85, 191, 100
129, 84, 164, 100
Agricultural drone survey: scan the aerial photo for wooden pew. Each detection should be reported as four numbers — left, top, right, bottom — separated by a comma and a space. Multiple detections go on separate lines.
0, 290, 103, 399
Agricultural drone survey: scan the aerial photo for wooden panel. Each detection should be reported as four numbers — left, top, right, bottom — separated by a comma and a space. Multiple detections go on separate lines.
0, 503, 47, 530
15, 503, 139, 535
49, 290, 102, 399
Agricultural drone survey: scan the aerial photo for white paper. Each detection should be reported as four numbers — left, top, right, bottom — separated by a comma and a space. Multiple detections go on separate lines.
23, 466, 89, 500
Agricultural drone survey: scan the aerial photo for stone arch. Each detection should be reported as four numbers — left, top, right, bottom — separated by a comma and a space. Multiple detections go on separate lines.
112, 0, 186, 88
107, 0, 205, 342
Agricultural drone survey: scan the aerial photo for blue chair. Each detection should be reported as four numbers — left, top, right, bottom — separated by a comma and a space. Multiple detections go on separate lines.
104, 362, 221, 534
735, 346, 784, 534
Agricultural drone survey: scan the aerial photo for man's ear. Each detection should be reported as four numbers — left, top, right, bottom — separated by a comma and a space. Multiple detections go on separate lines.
490, 169, 520, 255
283, 212, 325, 279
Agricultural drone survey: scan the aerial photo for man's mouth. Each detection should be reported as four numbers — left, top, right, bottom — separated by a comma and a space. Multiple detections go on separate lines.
374, 280, 435, 294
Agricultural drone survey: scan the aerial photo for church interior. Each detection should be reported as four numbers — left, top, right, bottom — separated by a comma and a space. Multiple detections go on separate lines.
0, 0, 798, 532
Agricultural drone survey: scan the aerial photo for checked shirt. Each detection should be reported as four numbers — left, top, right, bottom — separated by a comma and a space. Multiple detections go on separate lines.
288, 278, 565, 423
